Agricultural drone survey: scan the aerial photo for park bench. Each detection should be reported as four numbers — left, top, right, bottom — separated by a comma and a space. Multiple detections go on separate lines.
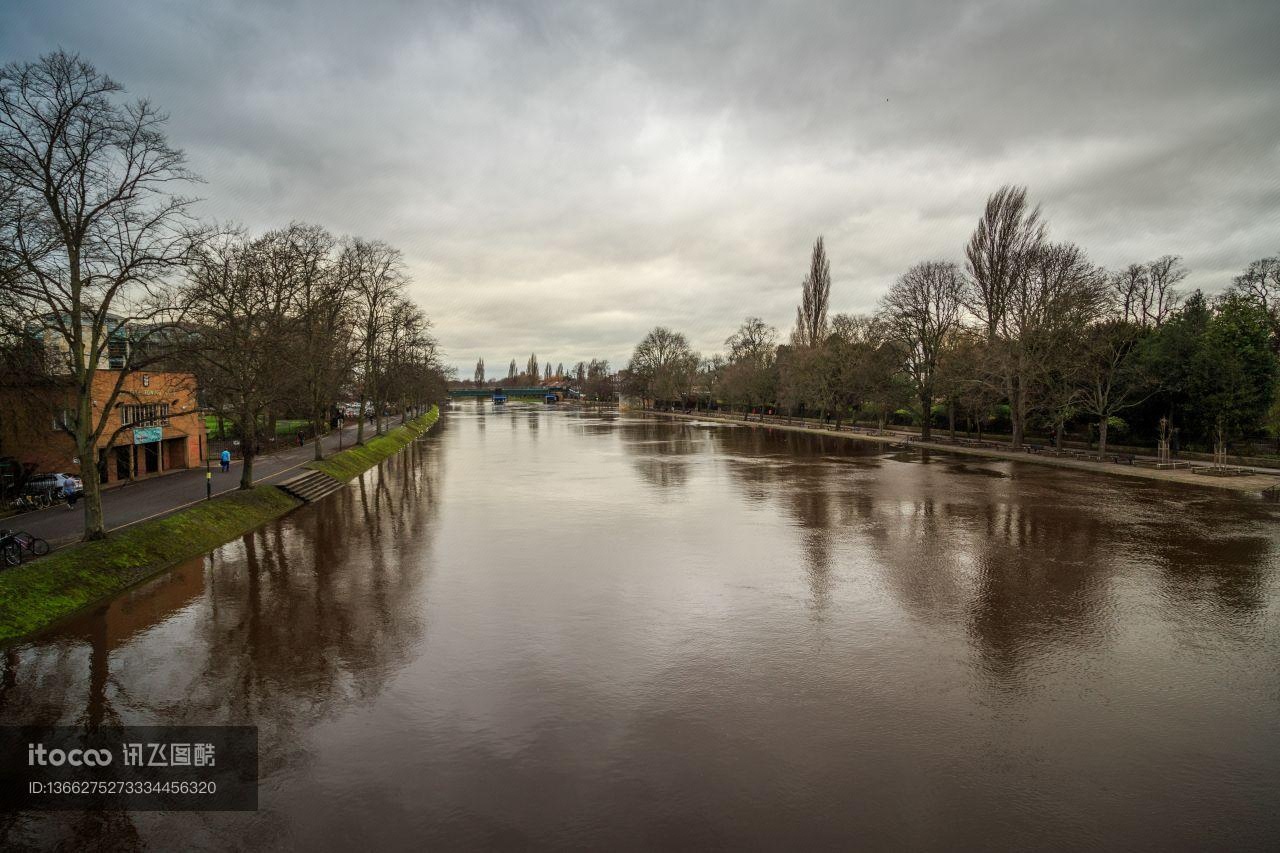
1111, 453, 1135, 465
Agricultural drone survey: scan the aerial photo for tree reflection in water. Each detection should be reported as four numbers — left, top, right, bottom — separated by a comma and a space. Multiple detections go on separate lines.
0, 436, 443, 850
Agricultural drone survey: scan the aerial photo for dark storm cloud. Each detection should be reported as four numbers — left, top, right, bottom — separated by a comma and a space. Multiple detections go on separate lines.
4, 0, 1278, 373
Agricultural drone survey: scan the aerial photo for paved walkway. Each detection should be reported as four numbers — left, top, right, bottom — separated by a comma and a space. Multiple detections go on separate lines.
656, 410, 1280, 497
6, 421, 371, 548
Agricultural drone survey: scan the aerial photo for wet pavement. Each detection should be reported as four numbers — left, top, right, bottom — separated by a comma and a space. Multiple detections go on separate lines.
1, 405, 1277, 850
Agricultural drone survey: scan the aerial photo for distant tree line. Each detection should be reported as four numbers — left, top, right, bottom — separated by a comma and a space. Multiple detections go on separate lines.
459, 355, 617, 400
627, 185, 1279, 459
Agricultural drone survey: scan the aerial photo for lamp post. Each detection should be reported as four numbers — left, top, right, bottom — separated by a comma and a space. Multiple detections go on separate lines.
205, 454, 211, 501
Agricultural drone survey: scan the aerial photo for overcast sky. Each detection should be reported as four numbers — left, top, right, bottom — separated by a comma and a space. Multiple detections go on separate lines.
4, 0, 1278, 375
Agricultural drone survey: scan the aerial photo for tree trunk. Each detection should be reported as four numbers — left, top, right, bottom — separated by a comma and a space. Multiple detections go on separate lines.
313, 411, 324, 461
356, 393, 366, 444
1054, 421, 1065, 450
947, 402, 956, 441
920, 390, 932, 441
240, 419, 256, 490
1097, 418, 1109, 460
80, 449, 106, 540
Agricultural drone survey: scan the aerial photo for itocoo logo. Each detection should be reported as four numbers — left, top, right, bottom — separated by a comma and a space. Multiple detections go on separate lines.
27, 743, 113, 767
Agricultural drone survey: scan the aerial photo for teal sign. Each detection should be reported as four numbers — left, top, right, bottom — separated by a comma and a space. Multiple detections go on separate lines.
132, 426, 162, 445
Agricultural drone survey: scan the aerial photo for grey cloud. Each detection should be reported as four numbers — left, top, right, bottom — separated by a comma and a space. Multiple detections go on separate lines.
4, 0, 1278, 373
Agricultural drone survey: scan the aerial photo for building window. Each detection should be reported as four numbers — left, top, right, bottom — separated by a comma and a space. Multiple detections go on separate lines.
51, 409, 72, 431
121, 402, 171, 426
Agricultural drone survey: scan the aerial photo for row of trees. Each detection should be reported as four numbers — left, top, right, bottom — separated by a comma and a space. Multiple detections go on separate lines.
461, 355, 617, 400
0, 51, 446, 539
627, 186, 1279, 459
188, 224, 444, 489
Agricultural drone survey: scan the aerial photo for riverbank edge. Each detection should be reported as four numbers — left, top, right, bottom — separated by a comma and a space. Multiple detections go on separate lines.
305, 406, 440, 481
652, 410, 1280, 496
0, 406, 442, 644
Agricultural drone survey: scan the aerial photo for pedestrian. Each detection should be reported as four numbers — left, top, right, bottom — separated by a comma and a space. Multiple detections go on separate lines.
63, 479, 81, 510
220, 448, 231, 473
296, 429, 305, 447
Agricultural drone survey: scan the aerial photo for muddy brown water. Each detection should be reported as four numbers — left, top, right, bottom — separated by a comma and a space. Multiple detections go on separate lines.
1, 406, 1277, 850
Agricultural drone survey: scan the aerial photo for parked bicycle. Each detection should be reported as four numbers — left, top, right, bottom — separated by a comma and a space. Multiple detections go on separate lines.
4, 530, 50, 558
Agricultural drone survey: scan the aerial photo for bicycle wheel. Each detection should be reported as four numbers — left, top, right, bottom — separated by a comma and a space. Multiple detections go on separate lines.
30, 537, 49, 556
1, 542, 20, 567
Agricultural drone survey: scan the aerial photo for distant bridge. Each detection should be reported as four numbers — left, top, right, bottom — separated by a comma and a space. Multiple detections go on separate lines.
447, 386, 579, 400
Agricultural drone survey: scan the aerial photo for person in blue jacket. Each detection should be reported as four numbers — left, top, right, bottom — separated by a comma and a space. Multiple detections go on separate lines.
220, 448, 231, 473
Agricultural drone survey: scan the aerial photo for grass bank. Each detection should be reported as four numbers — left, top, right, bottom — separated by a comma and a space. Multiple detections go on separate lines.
306, 406, 440, 481
0, 486, 300, 643
0, 405, 442, 644
655, 409, 1280, 496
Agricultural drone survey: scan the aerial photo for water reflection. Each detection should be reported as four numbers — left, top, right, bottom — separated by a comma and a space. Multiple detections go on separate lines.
0, 411, 1276, 849
0, 436, 442, 849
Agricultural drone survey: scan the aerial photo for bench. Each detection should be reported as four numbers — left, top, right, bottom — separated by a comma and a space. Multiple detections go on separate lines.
1111, 453, 1135, 465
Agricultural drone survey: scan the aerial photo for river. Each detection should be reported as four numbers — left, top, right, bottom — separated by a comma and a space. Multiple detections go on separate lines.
1, 405, 1277, 850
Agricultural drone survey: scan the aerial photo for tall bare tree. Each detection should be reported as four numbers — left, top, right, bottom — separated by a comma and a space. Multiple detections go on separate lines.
473, 357, 485, 384
792, 236, 832, 348
526, 353, 538, 383
880, 261, 965, 440
0, 51, 203, 539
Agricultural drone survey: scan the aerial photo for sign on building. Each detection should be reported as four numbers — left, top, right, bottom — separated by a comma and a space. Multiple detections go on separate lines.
133, 426, 163, 445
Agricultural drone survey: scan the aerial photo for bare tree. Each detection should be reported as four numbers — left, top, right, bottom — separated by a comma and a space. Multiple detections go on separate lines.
1000, 242, 1107, 447
526, 353, 538, 383
260, 223, 353, 461
627, 327, 698, 407
722, 316, 778, 418
583, 359, 614, 400
187, 232, 295, 489
1229, 254, 1280, 349
1112, 256, 1186, 328
0, 51, 204, 539
345, 238, 405, 441
792, 236, 832, 347
1077, 318, 1155, 459
473, 357, 485, 384
380, 296, 442, 419
880, 261, 965, 439
965, 185, 1046, 341
507, 359, 517, 380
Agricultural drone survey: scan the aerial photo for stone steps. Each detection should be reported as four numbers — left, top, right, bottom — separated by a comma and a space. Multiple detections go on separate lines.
277, 470, 345, 503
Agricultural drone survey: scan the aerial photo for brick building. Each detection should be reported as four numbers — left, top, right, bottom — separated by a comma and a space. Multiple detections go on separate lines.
0, 369, 207, 489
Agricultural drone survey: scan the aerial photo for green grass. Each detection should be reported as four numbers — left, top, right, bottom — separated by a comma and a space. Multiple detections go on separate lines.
0, 486, 301, 643
204, 416, 311, 439
306, 406, 440, 481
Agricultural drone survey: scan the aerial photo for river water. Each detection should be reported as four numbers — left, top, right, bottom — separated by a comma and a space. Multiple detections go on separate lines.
1, 405, 1277, 850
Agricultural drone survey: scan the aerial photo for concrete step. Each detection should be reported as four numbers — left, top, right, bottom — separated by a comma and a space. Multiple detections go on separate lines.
278, 470, 345, 503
